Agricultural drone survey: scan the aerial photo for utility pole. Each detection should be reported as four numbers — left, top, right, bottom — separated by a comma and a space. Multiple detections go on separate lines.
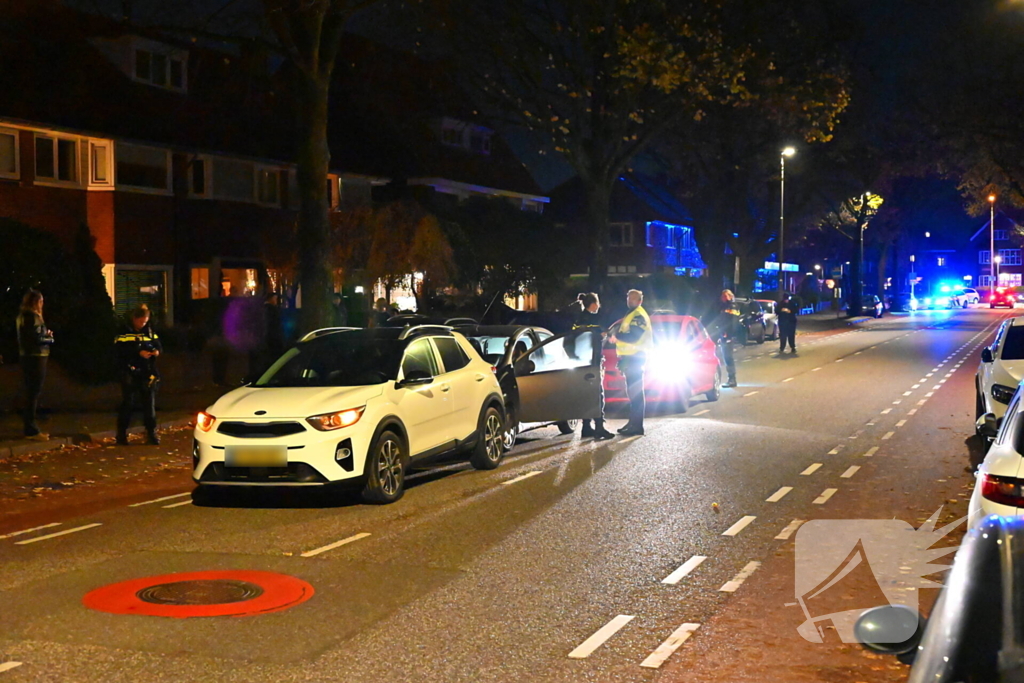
778, 147, 796, 298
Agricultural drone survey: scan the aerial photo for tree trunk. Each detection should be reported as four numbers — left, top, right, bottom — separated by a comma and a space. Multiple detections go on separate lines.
582, 181, 612, 296
295, 76, 334, 335
850, 221, 865, 316
876, 240, 891, 301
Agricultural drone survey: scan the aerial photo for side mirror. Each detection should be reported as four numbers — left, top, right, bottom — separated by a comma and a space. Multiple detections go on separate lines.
514, 359, 537, 376
398, 370, 433, 388
977, 412, 1000, 440
982, 347, 994, 363
854, 605, 924, 657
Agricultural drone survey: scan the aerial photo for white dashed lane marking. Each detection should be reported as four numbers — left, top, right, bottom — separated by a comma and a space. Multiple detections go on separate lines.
662, 556, 707, 585
896, 419, 907, 428
882, 431, 895, 440
800, 463, 822, 475
14, 523, 102, 545
775, 519, 805, 540
639, 623, 701, 669
766, 486, 793, 503
813, 488, 838, 505
693, 409, 710, 416
568, 615, 635, 659
128, 492, 191, 507
301, 532, 371, 558
0, 522, 60, 541
0, 663, 23, 673
722, 515, 757, 537
719, 561, 761, 592
863, 447, 879, 457
163, 500, 192, 509
502, 471, 543, 486
841, 466, 861, 479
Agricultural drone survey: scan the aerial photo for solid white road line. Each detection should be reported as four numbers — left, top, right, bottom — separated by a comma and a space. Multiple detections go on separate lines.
640, 623, 701, 669
0, 663, 23, 673
163, 500, 192, 509
300, 532, 371, 558
722, 515, 757, 537
14, 523, 101, 545
662, 556, 707, 585
0, 522, 60, 541
800, 463, 822, 476
775, 519, 805, 540
719, 561, 761, 592
882, 431, 895, 440
128, 492, 191, 507
766, 486, 793, 503
502, 471, 543, 486
841, 466, 861, 479
693, 409, 710, 416
813, 488, 838, 505
568, 615, 636, 659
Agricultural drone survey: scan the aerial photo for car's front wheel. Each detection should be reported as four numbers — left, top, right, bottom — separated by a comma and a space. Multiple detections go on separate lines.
502, 421, 519, 451
705, 368, 722, 402
556, 420, 579, 435
756, 324, 766, 344
362, 430, 406, 504
470, 406, 505, 470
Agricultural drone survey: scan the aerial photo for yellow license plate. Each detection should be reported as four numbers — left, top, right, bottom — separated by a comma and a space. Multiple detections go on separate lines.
225, 446, 287, 468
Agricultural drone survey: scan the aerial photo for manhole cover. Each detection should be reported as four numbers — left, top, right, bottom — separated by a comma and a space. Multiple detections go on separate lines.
136, 580, 264, 606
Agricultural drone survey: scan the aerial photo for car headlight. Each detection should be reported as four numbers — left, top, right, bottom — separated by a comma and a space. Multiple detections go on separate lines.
650, 343, 693, 381
992, 384, 1017, 405
936, 297, 950, 307
307, 407, 366, 431
196, 411, 216, 432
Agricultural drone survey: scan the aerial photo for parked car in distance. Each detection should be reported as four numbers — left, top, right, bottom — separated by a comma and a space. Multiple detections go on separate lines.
755, 299, 780, 341
193, 326, 506, 505
990, 287, 1017, 309
855, 515, 1024, 682
950, 286, 980, 308
860, 294, 883, 318
604, 314, 722, 411
733, 298, 768, 344
976, 316, 1024, 426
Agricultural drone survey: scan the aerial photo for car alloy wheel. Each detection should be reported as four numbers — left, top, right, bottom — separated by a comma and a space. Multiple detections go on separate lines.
377, 438, 404, 497
485, 413, 503, 460
471, 406, 505, 470
556, 419, 580, 435
502, 422, 519, 451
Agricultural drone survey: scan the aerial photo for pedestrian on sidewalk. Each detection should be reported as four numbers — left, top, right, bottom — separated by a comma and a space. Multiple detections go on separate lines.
778, 293, 798, 354
615, 289, 652, 437
570, 293, 614, 440
711, 290, 740, 388
16, 289, 54, 440
115, 305, 162, 446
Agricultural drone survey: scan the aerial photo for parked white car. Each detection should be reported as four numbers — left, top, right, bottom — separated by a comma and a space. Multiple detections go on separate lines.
193, 326, 506, 504
976, 317, 1024, 427
951, 286, 980, 308
969, 384, 1024, 527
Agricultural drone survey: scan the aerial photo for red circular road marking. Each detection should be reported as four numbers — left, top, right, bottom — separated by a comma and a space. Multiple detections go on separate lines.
83, 570, 314, 618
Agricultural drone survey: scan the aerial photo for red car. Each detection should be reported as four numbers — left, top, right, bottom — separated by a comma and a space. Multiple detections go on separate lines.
990, 288, 1017, 309
604, 314, 722, 409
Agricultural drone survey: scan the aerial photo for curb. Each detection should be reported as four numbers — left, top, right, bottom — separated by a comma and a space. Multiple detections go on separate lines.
0, 415, 194, 462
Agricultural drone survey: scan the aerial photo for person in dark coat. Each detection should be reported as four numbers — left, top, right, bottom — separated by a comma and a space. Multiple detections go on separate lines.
570, 293, 614, 440
777, 293, 798, 354
16, 289, 54, 440
115, 305, 162, 445
332, 292, 348, 327
710, 289, 740, 388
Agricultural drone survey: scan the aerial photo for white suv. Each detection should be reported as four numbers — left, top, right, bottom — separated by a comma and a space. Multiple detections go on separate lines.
951, 287, 980, 308
970, 384, 1024, 526
193, 326, 506, 504
976, 317, 1024, 429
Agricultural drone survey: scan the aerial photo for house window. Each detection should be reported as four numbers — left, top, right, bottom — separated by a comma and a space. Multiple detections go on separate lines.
189, 158, 207, 195
1001, 273, 1023, 287
135, 48, 186, 91
0, 128, 19, 179
995, 229, 1009, 241
256, 168, 280, 205
1000, 249, 1022, 266
936, 256, 946, 267
980, 251, 991, 265
212, 158, 255, 202
609, 222, 633, 247
116, 143, 169, 191
191, 267, 210, 299
89, 141, 113, 187
35, 134, 78, 183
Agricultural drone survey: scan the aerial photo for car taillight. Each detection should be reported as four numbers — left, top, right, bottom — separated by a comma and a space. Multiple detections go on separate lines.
491, 366, 497, 374
980, 472, 1024, 507
991, 295, 997, 301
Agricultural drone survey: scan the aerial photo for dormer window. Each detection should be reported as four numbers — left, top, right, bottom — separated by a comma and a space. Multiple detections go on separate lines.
133, 43, 187, 92
440, 117, 492, 155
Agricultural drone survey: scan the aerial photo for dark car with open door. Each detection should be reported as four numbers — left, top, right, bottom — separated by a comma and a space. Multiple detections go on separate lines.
454, 325, 603, 447
733, 298, 768, 345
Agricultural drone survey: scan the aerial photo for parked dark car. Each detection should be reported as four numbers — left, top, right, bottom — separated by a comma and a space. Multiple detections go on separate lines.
733, 298, 767, 345
860, 294, 883, 318
856, 515, 1024, 682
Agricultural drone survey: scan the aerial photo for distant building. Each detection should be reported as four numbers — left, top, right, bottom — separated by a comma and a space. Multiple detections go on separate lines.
970, 212, 1023, 288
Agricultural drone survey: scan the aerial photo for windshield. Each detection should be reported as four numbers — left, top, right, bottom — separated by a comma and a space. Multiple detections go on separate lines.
255, 336, 405, 387
653, 322, 682, 341
1002, 327, 1024, 361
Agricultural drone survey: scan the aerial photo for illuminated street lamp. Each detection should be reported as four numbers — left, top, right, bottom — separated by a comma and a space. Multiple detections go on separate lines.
990, 194, 997, 289
778, 146, 796, 297
910, 254, 916, 311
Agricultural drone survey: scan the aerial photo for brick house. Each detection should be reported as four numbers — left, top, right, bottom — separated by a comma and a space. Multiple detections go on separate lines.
971, 212, 1024, 289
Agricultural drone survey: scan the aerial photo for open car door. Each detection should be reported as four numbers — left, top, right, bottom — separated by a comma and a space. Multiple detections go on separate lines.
514, 330, 603, 422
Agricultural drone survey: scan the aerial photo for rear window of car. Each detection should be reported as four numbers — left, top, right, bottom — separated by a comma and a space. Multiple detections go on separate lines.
1002, 327, 1024, 361
435, 337, 470, 373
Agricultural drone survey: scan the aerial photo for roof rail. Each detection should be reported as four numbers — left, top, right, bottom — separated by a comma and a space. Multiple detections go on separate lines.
399, 324, 453, 340
444, 317, 479, 326
299, 327, 359, 342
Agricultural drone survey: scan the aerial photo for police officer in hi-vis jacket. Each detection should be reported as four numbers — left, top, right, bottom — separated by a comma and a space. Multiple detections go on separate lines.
615, 289, 653, 436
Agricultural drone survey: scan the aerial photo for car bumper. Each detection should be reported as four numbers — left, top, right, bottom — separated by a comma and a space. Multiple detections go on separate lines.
604, 374, 690, 403
968, 481, 1022, 528
193, 424, 370, 486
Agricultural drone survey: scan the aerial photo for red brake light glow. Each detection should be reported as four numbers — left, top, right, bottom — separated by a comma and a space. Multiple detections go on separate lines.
980, 472, 1024, 507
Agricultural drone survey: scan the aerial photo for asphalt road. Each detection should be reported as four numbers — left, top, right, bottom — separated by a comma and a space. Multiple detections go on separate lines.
0, 307, 1011, 682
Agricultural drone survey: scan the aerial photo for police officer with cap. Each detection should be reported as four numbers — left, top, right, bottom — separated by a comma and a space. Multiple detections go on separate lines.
615, 289, 653, 436
115, 305, 162, 445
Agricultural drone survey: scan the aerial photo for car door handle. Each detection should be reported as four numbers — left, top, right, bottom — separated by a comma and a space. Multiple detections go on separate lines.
441, 384, 451, 392
474, 373, 485, 382
584, 373, 596, 381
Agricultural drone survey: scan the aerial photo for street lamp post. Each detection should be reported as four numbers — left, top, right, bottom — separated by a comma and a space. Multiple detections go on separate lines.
778, 146, 796, 298
990, 194, 997, 290
996, 254, 1003, 287
910, 254, 916, 311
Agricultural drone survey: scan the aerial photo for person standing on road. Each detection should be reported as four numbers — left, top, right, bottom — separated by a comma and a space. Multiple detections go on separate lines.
777, 293, 798, 354
713, 290, 741, 388
571, 293, 614, 440
16, 289, 53, 441
115, 305, 162, 446
615, 289, 652, 436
